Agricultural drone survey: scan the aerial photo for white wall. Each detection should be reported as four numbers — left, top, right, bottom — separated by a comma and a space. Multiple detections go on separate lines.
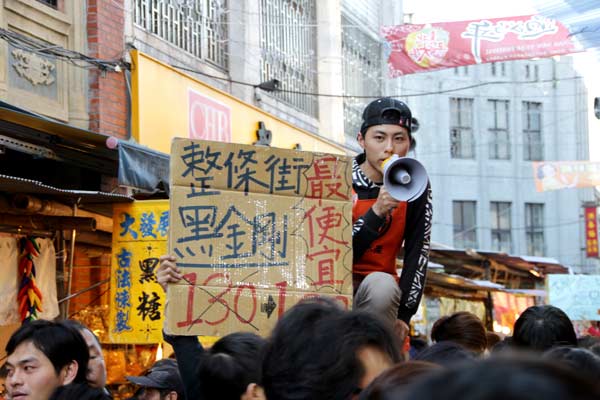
398, 58, 597, 273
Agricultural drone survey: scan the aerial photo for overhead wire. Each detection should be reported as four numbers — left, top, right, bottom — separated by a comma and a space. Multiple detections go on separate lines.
0, 28, 125, 71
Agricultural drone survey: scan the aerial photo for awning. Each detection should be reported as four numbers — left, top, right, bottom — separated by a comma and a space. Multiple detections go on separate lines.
428, 247, 568, 288
425, 271, 505, 301
118, 141, 170, 195
0, 101, 169, 193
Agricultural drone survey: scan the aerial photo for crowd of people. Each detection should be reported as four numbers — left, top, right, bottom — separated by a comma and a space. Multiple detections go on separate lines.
2, 300, 600, 400
3, 97, 599, 399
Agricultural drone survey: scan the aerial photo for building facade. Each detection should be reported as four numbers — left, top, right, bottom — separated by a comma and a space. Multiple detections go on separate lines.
124, 0, 402, 151
398, 58, 598, 273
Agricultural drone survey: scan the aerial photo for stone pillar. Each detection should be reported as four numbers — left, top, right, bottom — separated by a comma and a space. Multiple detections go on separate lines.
316, 0, 345, 144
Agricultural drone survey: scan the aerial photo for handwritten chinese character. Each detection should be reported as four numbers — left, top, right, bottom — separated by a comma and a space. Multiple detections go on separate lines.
140, 212, 157, 239
115, 289, 131, 309
157, 211, 169, 237
177, 206, 218, 243
116, 268, 132, 289
136, 291, 162, 321
181, 143, 223, 177
139, 258, 159, 284
113, 309, 132, 333
116, 248, 133, 269
305, 205, 346, 247
119, 213, 138, 239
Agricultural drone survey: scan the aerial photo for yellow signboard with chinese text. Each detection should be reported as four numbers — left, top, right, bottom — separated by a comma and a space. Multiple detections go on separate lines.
109, 200, 169, 343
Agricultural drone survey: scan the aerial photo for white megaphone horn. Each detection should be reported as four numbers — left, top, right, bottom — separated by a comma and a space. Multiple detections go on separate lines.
382, 154, 428, 202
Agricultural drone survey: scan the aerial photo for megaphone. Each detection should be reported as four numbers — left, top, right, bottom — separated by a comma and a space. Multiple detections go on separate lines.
382, 154, 428, 202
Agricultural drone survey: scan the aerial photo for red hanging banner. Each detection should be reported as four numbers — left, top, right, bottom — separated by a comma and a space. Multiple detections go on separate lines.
382, 15, 583, 77
584, 206, 598, 258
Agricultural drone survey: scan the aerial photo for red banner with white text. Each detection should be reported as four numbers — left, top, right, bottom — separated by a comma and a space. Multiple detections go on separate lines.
382, 15, 583, 77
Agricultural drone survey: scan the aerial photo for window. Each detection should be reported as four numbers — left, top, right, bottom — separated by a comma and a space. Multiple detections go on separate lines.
525, 64, 530, 79
450, 98, 475, 159
453, 201, 478, 249
491, 62, 497, 76
462, 66, 469, 75
37, 0, 57, 7
534, 65, 539, 81
260, 0, 318, 117
488, 99, 510, 160
501, 62, 506, 76
491, 202, 512, 253
523, 101, 543, 161
525, 203, 544, 256
133, 0, 228, 69
342, 15, 382, 141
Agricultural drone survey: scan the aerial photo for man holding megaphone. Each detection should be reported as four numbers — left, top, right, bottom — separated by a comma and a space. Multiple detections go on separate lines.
352, 97, 432, 341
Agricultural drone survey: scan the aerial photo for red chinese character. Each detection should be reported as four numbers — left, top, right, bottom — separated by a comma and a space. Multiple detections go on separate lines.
305, 156, 348, 200
307, 247, 344, 287
305, 205, 347, 247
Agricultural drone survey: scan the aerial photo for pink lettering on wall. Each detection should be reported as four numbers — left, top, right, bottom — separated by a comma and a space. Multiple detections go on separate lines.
188, 89, 232, 142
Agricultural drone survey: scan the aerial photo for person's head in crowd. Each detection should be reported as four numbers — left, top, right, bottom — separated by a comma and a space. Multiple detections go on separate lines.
196, 332, 267, 400
49, 382, 111, 400
512, 305, 577, 351
489, 336, 512, 354
262, 298, 345, 400
4, 320, 89, 400
358, 360, 441, 400
126, 359, 185, 400
262, 298, 399, 400
430, 312, 487, 355
387, 355, 600, 400
543, 346, 600, 381
62, 320, 107, 389
413, 341, 475, 367
326, 310, 401, 395
485, 331, 501, 351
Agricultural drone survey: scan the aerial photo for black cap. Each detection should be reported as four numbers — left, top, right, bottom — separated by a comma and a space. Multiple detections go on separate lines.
126, 359, 185, 397
361, 97, 412, 134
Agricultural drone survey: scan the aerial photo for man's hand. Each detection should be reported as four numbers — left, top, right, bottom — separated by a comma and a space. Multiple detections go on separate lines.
157, 255, 183, 292
371, 185, 400, 218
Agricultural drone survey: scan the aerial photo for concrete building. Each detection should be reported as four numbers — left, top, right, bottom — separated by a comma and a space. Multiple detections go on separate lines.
124, 0, 402, 151
398, 58, 598, 273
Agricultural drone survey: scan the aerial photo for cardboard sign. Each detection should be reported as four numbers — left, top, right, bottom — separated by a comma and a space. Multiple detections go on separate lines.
109, 200, 169, 343
165, 139, 353, 336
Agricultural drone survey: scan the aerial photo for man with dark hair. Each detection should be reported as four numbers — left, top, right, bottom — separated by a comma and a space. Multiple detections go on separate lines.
512, 305, 577, 351
4, 319, 89, 400
62, 320, 107, 390
353, 97, 432, 337
126, 359, 185, 400
262, 300, 400, 400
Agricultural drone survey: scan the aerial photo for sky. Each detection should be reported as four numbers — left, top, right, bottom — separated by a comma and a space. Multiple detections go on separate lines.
403, 0, 600, 161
